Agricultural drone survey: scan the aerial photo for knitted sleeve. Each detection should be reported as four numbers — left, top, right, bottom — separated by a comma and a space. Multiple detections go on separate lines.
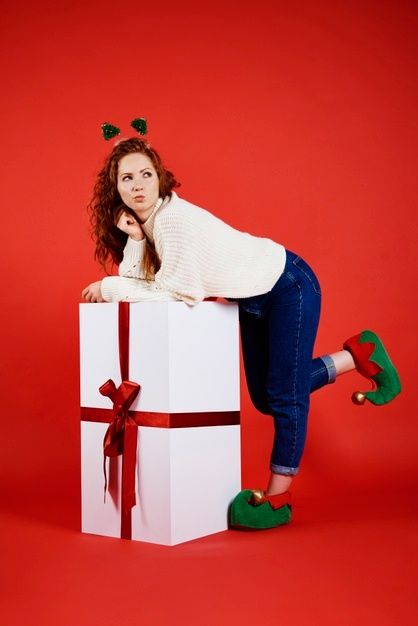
100, 275, 178, 302
118, 237, 147, 279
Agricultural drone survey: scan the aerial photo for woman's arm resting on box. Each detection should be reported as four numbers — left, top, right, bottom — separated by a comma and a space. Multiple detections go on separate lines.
81, 277, 177, 303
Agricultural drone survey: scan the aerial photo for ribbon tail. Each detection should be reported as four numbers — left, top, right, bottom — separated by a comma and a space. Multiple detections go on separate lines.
103, 455, 108, 504
120, 422, 138, 540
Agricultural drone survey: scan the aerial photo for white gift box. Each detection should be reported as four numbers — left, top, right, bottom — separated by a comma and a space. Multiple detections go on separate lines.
79, 301, 241, 545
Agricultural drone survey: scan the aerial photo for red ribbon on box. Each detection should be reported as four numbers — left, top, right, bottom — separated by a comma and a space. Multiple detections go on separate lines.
99, 302, 138, 540
80, 302, 239, 540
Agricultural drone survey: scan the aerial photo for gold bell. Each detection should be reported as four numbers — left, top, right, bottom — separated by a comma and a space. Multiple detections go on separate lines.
249, 489, 266, 506
352, 391, 366, 405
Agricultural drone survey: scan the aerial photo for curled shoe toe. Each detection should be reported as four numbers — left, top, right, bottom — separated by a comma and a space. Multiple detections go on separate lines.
343, 330, 401, 406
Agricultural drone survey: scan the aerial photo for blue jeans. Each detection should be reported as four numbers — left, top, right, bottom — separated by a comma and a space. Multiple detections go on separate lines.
233, 250, 336, 476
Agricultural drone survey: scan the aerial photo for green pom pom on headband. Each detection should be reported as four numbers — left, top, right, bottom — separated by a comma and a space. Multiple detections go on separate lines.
130, 117, 147, 135
101, 122, 121, 141
101, 118, 148, 141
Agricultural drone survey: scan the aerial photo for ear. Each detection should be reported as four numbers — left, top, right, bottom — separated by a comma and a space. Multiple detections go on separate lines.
101, 122, 121, 141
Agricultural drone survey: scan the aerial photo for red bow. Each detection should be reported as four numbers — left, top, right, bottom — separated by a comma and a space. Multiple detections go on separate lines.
100, 379, 140, 457
99, 378, 140, 538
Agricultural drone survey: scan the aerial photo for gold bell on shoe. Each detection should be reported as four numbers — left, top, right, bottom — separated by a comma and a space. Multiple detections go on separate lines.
248, 489, 267, 505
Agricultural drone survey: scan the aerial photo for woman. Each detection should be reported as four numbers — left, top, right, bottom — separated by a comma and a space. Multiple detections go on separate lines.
82, 137, 401, 530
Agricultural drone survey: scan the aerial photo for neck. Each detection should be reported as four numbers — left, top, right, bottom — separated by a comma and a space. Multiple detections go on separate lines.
138, 197, 163, 223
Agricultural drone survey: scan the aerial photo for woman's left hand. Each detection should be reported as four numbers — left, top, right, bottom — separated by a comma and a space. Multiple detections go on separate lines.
82, 280, 105, 302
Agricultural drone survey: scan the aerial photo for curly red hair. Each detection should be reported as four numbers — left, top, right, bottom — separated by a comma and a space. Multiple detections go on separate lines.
88, 138, 180, 279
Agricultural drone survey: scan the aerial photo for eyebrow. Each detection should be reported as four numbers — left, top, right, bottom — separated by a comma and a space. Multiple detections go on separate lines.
119, 168, 151, 177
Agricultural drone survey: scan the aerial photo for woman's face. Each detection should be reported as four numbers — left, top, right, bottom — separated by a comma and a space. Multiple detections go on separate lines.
117, 152, 160, 222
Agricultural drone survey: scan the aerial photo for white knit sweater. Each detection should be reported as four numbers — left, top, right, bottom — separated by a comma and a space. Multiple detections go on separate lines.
101, 191, 286, 305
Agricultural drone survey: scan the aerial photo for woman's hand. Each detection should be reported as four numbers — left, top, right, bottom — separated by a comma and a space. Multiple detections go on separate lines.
116, 210, 144, 241
82, 281, 105, 303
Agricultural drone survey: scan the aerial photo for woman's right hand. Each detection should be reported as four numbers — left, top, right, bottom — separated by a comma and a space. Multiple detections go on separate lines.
116, 210, 145, 241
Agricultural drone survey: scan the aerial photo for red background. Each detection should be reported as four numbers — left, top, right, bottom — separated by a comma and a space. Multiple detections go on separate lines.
1, 1, 417, 624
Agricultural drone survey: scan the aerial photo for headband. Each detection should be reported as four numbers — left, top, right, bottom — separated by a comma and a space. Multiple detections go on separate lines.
101, 118, 147, 141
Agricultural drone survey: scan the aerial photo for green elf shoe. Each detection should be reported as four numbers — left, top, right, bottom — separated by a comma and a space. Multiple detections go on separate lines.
229, 489, 292, 530
343, 330, 401, 406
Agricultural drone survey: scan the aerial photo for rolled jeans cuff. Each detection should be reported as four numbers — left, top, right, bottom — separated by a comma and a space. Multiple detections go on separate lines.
270, 463, 299, 476
320, 354, 337, 384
